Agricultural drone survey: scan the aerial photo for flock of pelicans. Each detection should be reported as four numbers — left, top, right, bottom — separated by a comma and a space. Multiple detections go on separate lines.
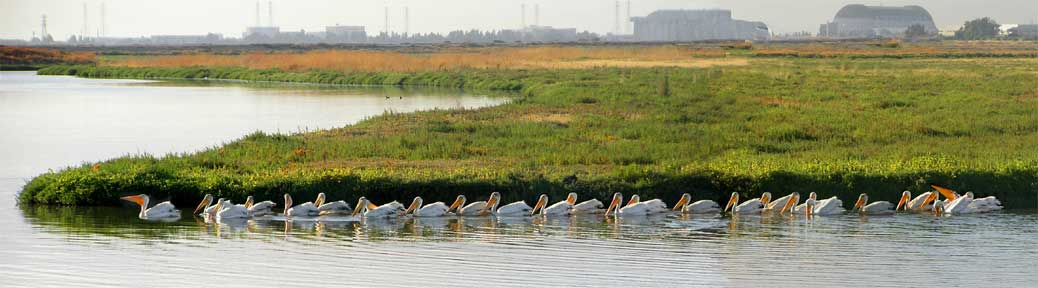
119, 185, 1003, 221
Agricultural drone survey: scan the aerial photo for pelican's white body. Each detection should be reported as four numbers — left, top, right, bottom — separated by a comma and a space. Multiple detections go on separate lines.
618, 199, 668, 216
684, 200, 721, 214
571, 199, 605, 214
811, 197, 845, 215
217, 204, 250, 220
318, 200, 354, 215
542, 201, 573, 216
859, 201, 895, 215
414, 202, 452, 217
495, 201, 533, 216
286, 202, 320, 217
458, 201, 490, 216
364, 201, 405, 218
247, 201, 276, 217
732, 198, 764, 214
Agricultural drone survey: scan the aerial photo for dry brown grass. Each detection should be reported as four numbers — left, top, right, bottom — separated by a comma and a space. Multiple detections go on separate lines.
108, 46, 731, 72
0, 46, 95, 65
753, 41, 1038, 58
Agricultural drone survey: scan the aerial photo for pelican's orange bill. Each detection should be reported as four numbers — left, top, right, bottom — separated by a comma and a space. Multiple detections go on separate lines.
931, 185, 957, 201
120, 195, 144, 206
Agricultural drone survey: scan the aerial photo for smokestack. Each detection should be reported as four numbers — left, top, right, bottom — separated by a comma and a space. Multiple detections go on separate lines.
255, 2, 260, 27
384, 5, 389, 35
404, 7, 409, 36
521, 4, 526, 28
41, 14, 48, 39
614, 1, 619, 35
100, 2, 106, 37
82, 2, 88, 37
268, 1, 273, 27
625, 0, 630, 34
534, 4, 539, 26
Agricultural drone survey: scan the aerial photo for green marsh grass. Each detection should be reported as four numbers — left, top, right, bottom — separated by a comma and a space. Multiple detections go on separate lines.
27, 57, 1038, 209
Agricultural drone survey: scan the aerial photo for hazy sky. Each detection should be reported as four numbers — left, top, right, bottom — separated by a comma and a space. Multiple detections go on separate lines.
1, 0, 1036, 39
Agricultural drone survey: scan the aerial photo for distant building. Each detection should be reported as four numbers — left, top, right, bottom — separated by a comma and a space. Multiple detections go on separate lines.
630, 10, 769, 42
516, 25, 579, 42
244, 26, 280, 39
819, 4, 938, 38
150, 33, 223, 45
1007, 24, 1038, 39
325, 25, 366, 43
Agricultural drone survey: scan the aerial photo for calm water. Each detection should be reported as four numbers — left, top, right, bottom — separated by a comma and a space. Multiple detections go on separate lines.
2, 71, 1037, 287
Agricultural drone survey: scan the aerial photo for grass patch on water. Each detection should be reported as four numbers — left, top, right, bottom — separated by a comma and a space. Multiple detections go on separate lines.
26, 56, 1038, 209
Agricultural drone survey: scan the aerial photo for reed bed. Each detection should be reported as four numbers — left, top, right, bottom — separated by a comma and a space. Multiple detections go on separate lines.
0, 46, 95, 69
108, 46, 731, 72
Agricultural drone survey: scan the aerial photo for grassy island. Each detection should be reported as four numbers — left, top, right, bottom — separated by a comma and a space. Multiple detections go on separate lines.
21, 43, 1038, 209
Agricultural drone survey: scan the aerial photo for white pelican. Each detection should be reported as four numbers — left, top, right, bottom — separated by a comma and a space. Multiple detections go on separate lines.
194, 194, 215, 214
214, 200, 249, 220
932, 199, 946, 216
403, 196, 453, 217
896, 191, 938, 212
283, 193, 323, 217
723, 192, 772, 214
491, 192, 535, 216
120, 194, 181, 220
809, 195, 845, 215
969, 192, 1003, 213
193, 195, 234, 217
852, 193, 895, 215
933, 185, 1003, 213
455, 194, 490, 216
244, 196, 276, 217
539, 193, 575, 216
792, 192, 816, 214
609, 194, 669, 216
315, 193, 355, 215
672, 193, 722, 214
943, 192, 976, 215
762, 192, 800, 215
571, 194, 606, 214
604, 193, 623, 216
356, 197, 405, 218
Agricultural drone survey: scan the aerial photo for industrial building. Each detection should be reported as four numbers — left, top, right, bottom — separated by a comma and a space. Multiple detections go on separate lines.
512, 25, 585, 42
1007, 24, 1038, 39
819, 4, 938, 38
325, 25, 367, 43
630, 10, 770, 42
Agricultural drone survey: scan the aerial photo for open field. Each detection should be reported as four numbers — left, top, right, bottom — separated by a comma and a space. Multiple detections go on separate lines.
23, 42, 1038, 209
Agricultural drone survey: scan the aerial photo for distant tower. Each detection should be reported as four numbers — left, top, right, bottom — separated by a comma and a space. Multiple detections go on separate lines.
100, 1, 107, 37
404, 7, 409, 36
614, 1, 620, 35
268, 1, 273, 27
384, 4, 390, 35
625, 0, 631, 34
521, 4, 526, 28
534, 4, 539, 26
82, 2, 89, 37
41, 14, 50, 42
255, 2, 260, 27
